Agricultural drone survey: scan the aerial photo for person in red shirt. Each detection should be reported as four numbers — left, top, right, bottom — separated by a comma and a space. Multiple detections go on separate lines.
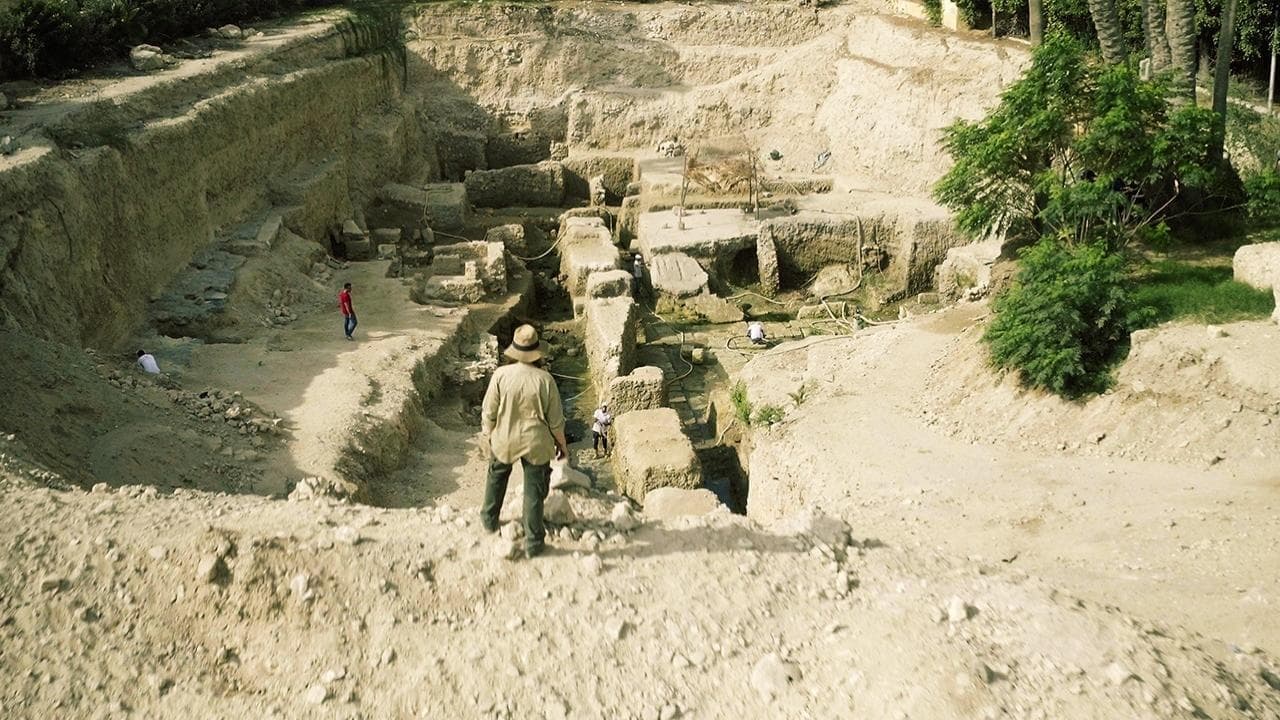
339, 282, 357, 340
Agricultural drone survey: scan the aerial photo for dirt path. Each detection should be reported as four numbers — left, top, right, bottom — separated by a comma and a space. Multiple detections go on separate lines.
743, 305, 1280, 655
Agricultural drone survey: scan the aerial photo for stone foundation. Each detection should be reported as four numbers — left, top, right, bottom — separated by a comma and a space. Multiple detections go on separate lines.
560, 217, 621, 301
464, 161, 566, 208
563, 153, 637, 205
608, 366, 666, 415
612, 408, 702, 501
435, 240, 508, 294
584, 297, 639, 393
369, 182, 470, 232
648, 252, 709, 298
586, 269, 634, 300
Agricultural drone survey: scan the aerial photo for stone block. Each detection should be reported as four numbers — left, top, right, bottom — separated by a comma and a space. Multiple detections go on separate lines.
436, 240, 507, 293
649, 252, 709, 299
612, 408, 702, 501
1234, 241, 1280, 291
464, 161, 566, 208
586, 269, 633, 300
935, 238, 1001, 300
411, 273, 484, 305
435, 126, 488, 181
377, 244, 398, 260
608, 366, 666, 415
585, 297, 639, 392
563, 154, 636, 204
757, 230, 780, 296
486, 224, 527, 255
344, 237, 372, 261
225, 210, 284, 257
637, 208, 758, 260
372, 228, 402, 246
372, 182, 470, 232
561, 219, 620, 299
642, 487, 724, 520
433, 255, 466, 276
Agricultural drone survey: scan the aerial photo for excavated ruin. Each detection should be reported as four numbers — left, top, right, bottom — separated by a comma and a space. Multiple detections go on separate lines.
1, 3, 1278, 719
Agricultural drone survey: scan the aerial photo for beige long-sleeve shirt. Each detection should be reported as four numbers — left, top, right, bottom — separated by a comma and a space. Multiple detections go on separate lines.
481, 362, 565, 465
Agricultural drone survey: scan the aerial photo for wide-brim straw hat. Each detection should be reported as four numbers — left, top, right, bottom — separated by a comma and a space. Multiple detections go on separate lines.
504, 324, 544, 363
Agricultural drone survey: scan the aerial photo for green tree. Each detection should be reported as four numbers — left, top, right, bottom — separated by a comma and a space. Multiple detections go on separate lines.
1089, 0, 1130, 61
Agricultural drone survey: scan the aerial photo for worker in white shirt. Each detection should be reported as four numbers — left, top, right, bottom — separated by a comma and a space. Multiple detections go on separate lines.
746, 321, 767, 346
136, 350, 160, 374
592, 404, 613, 458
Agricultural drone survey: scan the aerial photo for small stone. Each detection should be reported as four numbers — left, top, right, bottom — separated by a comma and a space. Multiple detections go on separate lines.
37, 575, 64, 593
672, 653, 690, 669
148, 546, 167, 561
290, 573, 313, 603
610, 502, 639, 532
1104, 662, 1134, 686
660, 705, 681, 720
380, 648, 396, 666
500, 522, 522, 541
303, 684, 329, 705
197, 554, 226, 584
581, 554, 604, 575
91, 483, 111, 494
604, 617, 629, 641
320, 667, 345, 683
1206, 325, 1228, 338
333, 526, 362, 546
946, 596, 973, 623
1088, 431, 1106, 445
492, 537, 520, 561
543, 492, 576, 525
751, 653, 798, 700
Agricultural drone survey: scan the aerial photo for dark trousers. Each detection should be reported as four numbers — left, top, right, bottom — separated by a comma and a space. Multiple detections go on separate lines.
343, 314, 358, 338
592, 431, 608, 452
482, 457, 551, 551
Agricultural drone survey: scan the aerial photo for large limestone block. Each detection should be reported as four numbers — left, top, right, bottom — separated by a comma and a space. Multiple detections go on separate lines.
435, 240, 507, 294
563, 154, 636, 204
608, 366, 666, 415
411, 273, 484, 305
637, 209, 758, 259
642, 487, 724, 520
935, 238, 1001, 300
370, 182, 470, 232
586, 269, 633, 300
486, 224, 527, 255
585, 297, 639, 390
464, 161, 566, 208
612, 408, 702, 501
561, 220, 620, 299
649, 252, 709, 299
1234, 241, 1280, 291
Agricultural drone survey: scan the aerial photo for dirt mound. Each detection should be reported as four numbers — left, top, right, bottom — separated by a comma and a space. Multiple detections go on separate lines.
2, 465, 1277, 719
919, 317, 1280, 468
0, 330, 282, 494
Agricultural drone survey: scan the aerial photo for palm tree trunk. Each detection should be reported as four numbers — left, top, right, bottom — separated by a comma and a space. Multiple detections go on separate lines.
1210, 0, 1240, 161
1029, 0, 1045, 46
1142, 0, 1172, 71
1166, 0, 1198, 101
1088, 0, 1127, 63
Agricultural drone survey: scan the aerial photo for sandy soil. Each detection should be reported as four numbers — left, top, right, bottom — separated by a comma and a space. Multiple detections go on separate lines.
741, 303, 1280, 657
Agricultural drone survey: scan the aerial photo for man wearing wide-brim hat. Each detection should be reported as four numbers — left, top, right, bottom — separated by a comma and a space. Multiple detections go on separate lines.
480, 324, 569, 558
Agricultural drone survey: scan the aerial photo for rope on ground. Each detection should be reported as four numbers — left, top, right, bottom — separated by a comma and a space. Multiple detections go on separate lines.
549, 371, 586, 381
669, 331, 695, 385
433, 230, 471, 243
724, 290, 787, 306
511, 232, 566, 262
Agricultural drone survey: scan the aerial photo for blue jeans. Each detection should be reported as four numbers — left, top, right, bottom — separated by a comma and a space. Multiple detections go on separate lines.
343, 314, 357, 338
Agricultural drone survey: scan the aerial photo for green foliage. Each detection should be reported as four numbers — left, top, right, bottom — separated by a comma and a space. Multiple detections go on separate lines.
1129, 259, 1276, 326
730, 381, 753, 426
985, 238, 1133, 396
935, 34, 1239, 249
0, 0, 337, 79
922, 0, 943, 25
750, 404, 786, 427
786, 382, 811, 407
1244, 172, 1280, 222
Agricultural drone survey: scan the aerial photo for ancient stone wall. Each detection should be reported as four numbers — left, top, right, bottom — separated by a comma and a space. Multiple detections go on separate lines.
583, 297, 639, 396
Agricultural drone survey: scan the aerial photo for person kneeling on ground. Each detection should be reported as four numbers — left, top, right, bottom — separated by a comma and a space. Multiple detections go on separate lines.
592, 404, 612, 458
747, 320, 767, 346
136, 350, 160, 374
480, 324, 569, 559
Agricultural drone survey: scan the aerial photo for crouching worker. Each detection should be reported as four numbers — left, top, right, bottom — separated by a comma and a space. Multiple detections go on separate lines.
480, 324, 569, 559
747, 320, 767, 346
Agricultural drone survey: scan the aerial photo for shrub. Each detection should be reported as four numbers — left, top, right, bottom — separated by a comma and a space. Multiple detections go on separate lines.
751, 404, 786, 427
730, 381, 752, 425
985, 238, 1133, 396
922, 0, 942, 26
0, 0, 340, 80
